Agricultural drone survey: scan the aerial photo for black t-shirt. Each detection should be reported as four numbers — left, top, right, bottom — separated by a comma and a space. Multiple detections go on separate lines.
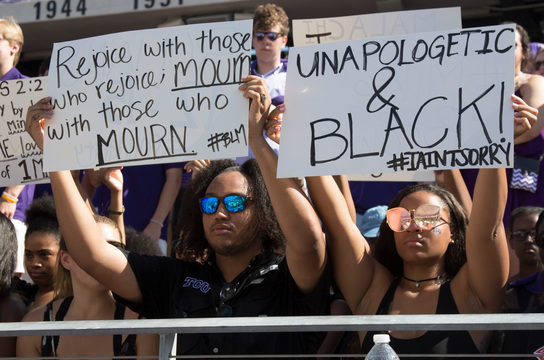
115, 251, 331, 357
502, 302, 544, 359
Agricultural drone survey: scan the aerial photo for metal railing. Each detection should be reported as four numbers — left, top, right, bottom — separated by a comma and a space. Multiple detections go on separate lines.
3, 313, 544, 359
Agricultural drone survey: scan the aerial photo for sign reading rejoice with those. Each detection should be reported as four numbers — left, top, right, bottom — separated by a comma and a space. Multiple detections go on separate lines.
277, 24, 515, 178
44, 20, 252, 171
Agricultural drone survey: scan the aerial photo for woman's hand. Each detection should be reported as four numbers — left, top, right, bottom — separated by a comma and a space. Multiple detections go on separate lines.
512, 94, 538, 139
25, 97, 53, 152
100, 167, 124, 194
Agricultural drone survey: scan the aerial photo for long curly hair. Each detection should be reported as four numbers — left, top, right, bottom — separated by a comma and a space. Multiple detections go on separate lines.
0, 213, 17, 294
176, 159, 286, 262
373, 183, 469, 277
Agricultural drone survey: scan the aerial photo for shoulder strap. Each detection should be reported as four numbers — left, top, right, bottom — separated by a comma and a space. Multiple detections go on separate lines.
40, 297, 73, 357
376, 277, 401, 315
55, 297, 73, 321
113, 302, 138, 358
41, 301, 55, 356
435, 279, 458, 314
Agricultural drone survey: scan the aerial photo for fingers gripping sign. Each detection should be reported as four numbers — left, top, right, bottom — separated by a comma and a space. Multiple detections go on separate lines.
25, 97, 54, 152
239, 76, 271, 140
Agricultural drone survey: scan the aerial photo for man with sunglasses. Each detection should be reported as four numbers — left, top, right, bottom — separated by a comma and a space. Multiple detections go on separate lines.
25, 76, 330, 358
251, 4, 289, 106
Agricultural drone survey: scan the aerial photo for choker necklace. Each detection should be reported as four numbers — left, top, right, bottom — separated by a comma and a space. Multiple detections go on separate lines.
402, 272, 447, 288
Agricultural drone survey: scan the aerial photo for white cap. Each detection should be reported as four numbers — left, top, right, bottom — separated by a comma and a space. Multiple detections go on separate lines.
373, 334, 391, 343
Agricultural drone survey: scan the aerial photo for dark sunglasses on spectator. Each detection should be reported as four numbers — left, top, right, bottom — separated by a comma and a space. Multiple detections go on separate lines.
535, 61, 544, 71
254, 32, 283, 41
511, 229, 536, 242
199, 195, 252, 214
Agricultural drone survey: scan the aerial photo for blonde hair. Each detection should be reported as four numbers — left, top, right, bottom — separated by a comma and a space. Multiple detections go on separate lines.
0, 16, 24, 66
54, 214, 122, 299
54, 246, 73, 299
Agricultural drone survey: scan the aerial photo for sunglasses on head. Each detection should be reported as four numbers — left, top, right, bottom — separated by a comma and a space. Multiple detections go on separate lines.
386, 204, 448, 232
254, 32, 283, 41
535, 61, 544, 71
199, 195, 252, 214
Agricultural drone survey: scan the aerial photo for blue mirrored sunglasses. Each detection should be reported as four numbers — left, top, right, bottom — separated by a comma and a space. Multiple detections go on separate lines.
254, 32, 283, 41
199, 195, 252, 214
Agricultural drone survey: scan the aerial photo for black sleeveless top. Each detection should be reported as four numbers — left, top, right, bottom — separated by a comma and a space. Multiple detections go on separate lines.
360, 278, 480, 360
41, 297, 138, 359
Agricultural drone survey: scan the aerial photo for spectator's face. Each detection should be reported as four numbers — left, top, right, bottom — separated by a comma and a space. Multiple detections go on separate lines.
252, 24, 287, 66
202, 171, 261, 258
0, 28, 18, 68
534, 52, 544, 77
510, 213, 540, 266
24, 232, 59, 288
393, 191, 451, 266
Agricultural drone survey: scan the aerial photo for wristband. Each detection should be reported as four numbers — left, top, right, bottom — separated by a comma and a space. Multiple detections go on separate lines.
2, 192, 18, 203
150, 218, 163, 227
108, 205, 125, 215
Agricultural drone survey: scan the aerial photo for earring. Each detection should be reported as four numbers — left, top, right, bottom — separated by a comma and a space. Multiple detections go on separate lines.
450, 234, 454, 243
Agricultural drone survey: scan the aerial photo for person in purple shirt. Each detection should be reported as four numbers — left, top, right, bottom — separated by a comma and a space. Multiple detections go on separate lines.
84, 164, 183, 255
0, 16, 35, 278
250, 4, 288, 107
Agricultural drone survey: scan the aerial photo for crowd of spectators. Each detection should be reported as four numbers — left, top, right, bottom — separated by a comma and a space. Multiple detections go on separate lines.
1, 3, 544, 359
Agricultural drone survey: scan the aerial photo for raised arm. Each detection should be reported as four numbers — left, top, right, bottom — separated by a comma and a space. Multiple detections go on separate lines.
242, 76, 326, 295
434, 169, 473, 217
454, 167, 508, 313
143, 166, 182, 242
25, 97, 142, 304
306, 175, 379, 311
459, 99, 537, 310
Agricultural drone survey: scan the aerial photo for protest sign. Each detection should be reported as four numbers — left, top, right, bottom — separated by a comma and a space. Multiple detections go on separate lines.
292, 7, 461, 46
44, 20, 253, 171
0, 77, 49, 186
277, 24, 515, 178
292, 8, 462, 181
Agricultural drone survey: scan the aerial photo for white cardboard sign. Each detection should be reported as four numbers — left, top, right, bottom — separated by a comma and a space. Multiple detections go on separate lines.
44, 20, 253, 171
0, 77, 49, 185
292, 7, 461, 46
278, 24, 515, 178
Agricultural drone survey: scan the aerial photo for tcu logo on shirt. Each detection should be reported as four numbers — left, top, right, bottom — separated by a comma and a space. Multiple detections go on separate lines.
183, 277, 211, 293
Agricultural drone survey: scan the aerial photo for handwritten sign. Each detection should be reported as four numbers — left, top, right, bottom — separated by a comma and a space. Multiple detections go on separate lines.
292, 7, 461, 46
277, 24, 515, 178
0, 78, 49, 186
44, 20, 253, 171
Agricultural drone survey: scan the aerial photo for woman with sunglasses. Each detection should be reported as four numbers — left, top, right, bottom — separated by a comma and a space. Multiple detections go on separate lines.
302, 104, 537, 357
16, 172, 158, 359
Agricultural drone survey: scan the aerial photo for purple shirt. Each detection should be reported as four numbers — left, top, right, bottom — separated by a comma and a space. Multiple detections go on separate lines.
251, 59, 287, 106
92, 163, 183, 240
1, 67, 35, 222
